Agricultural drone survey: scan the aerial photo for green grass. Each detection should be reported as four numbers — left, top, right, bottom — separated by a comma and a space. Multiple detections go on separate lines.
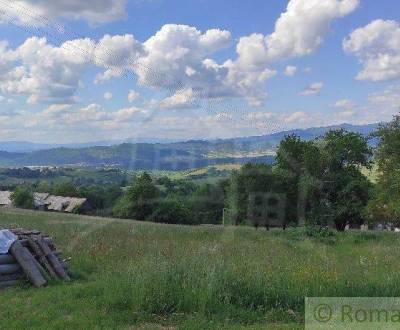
1, 209, 400, 329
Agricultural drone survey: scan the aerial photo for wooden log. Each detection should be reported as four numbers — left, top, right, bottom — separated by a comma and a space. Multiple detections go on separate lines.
0, 280, 22, 289
26, 237, 57, 279
32, 257, 52, 282
9, 241, 46, 288
60, 261, 69, 271
37, 238, 70, 282
20, 237, 52, 248
0, 263, 22, 275
0, 254, 16, 264
0, 273, 24, 282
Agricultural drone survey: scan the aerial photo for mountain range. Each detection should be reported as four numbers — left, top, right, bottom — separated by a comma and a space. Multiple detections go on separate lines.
0, 123, 380, 170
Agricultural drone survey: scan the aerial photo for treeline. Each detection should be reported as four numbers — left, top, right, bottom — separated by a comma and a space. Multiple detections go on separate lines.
8, 114, 400, 231
110, 128, 372, 230
110, 114, 400, 231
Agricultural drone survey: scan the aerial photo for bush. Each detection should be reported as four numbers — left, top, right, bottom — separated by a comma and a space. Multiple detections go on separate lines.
149, 199, 193, 225
11, 187, 34, 209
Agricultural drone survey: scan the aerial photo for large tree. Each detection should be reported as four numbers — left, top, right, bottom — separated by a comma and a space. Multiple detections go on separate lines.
113, 172, 159, 220
366, 114, 400, 225
226, 163, 287, 229
277, 130, 372, 231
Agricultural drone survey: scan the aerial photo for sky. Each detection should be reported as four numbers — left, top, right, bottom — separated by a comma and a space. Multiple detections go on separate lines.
0, 0, 399, 143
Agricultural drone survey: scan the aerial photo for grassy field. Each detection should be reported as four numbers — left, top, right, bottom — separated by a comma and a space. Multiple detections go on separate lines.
1, 209, 400, 329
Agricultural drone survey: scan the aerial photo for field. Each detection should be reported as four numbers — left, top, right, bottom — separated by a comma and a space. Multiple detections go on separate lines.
1, 209, 400, 329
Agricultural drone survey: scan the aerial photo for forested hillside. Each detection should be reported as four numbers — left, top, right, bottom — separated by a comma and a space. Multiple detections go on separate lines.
0, 124, 378, 170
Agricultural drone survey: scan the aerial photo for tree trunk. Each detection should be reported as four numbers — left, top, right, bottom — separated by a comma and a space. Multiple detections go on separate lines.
9, 241, 46, 288
37, 238, 70, 281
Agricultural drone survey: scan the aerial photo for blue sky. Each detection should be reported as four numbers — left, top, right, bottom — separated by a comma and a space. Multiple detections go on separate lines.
0, 0, 399, 143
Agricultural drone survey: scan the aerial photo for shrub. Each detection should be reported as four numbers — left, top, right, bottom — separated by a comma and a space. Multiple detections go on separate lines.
11, 187, 34, 209
149, 199, 193, 225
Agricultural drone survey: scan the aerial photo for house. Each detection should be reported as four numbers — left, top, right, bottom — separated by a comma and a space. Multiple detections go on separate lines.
45, 195, 92, 213
33, 193, 51, 211
0, 190, 92, 214
0, 191, 12, 207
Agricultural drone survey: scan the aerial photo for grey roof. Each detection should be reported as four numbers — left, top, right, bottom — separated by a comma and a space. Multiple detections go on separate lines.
0, 190, 89, 213
0, 191, 12, 207
45, 195, 88, 213
33, 193, 50, 207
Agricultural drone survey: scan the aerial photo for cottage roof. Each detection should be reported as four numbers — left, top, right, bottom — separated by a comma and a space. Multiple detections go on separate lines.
45, 195, 88, 213
0, 191, 12, 206
33, 193, 50, 207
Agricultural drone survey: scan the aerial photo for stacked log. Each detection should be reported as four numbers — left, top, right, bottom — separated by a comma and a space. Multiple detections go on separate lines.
0, 229, 70, 289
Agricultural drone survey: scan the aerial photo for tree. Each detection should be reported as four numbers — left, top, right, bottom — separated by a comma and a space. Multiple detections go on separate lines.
11, 187, 34, 209
77, 185, 122, 210
149, 198, 192, 225
226, 163, 286, 229
189, 182, 226, 225
52, 182, 79, 197
113, 172, 159, 220
276, 130, 372, 231
36, 181, 51, 193
366, 114, 400, 226
276, 135, 318, 226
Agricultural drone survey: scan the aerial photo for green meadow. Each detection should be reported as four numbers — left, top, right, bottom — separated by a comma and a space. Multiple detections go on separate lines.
1, 208, 400, 329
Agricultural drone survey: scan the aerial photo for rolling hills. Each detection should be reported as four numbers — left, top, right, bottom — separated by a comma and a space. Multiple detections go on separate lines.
0, 123, 379, 170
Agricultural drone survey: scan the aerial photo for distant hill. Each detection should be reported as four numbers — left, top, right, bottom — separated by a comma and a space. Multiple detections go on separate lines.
0, 123, 380, 170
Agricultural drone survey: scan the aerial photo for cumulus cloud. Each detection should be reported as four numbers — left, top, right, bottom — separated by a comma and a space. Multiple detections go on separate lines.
94, 24, 275, 106
299, 82, 323, 96
48, 103, 143, 128
158, 88, 198, 110
284, 65, 297, 76
343, 19, 400, 81
0, 37, 94, 104
234, 0, 359, 65
0, 0, 359, 110
0, 0, 360, 113
94, 34, 144, 83
0, 0, 128, 25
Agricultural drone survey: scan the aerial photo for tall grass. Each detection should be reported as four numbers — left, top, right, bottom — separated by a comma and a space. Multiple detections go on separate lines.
1, 208, 400, 329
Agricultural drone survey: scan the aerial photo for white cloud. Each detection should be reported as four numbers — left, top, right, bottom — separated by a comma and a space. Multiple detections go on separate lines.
334, 98, 356, 109
284, 111, 310, 124
94, 34, 144, 83
0, 0, 128, 25
42, 104, 73, 117
0, 37, 94, 104
367, 85, 400, 110
284, 65, 297, 76
104, 92, 113, 100
53, 103, 143, 127
242, 0, 359, 62
128, 90, 140, 103
299, 82, 323, 96
158, 88, 198, 110
0, 0, 360, 116
343, 19, 400, 81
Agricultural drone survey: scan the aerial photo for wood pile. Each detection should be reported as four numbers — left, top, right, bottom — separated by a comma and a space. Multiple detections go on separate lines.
0, 229, 70, 288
